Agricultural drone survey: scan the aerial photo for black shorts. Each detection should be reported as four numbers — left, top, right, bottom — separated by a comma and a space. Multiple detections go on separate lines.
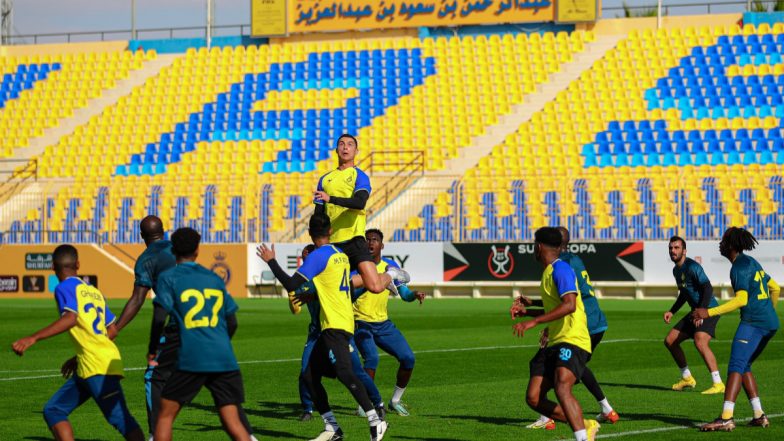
334, 236, 374, 270
529, 343, 591, 384
673, 314, 719, 338
588, 331, 605, 360
309, 328, 355, 379
161, 370, 245, 407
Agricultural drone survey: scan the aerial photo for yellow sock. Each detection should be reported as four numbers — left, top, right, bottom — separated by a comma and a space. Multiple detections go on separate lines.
721, 401, 735, 420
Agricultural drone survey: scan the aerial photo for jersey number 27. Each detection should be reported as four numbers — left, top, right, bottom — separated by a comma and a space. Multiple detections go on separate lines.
181, 288, 224, 329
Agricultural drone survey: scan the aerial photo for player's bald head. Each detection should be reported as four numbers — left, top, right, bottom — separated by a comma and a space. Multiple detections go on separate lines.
52, 244, 79, 272
557, 226, 570, 247
140, 215, 164, 243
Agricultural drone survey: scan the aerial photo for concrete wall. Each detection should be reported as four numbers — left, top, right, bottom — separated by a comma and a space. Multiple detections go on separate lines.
0, 40, 128, 57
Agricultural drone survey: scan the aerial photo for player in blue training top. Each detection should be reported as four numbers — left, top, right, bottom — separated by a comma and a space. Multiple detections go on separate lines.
149, 227, 251, 441
521, 227, 617, 430
11, 244, 144, 441
114, 216, 256, 440
258, 213, 390, 441
512, 227, 600, 441
275, 244, 385, 422
663, 236, 724, 395
351, 228, 425, 417
694, 228, 780, 432
313, 134, 410, 296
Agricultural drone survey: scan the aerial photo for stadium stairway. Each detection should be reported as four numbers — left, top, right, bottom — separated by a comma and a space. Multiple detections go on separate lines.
0, 54, 179, 232
366, 34, 626, 236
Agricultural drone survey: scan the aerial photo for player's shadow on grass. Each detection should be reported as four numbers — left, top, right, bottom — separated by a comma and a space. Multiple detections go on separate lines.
423, 413, 521, 426
612, 411, 698, 427
249, 400, 355, 419
183, 402, 300, 439
601, 381, 672, 392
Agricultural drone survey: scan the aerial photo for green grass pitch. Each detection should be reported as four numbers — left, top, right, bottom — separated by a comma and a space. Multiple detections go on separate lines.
1, 298, 783, 440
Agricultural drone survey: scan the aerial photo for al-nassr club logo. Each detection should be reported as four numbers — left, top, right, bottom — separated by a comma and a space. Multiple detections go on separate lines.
488, 245, 514, 279
210, 251, 231, 284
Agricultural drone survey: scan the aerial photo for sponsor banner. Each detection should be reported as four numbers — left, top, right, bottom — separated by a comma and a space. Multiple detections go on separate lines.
288, 0, 554, 33
247, 242, 444, 285
555, 0, 596, 22
25, 253, 52, 270
22, 275, 45, 293
643, 241, 784, 285
444, 242, 644, 282
251, 0, 288, 37
0, 276, 19, 292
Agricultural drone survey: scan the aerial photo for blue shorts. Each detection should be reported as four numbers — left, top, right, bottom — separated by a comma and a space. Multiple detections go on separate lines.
727, 323, 777, 375
43, 374, 139, 436
355, 320, 415, 371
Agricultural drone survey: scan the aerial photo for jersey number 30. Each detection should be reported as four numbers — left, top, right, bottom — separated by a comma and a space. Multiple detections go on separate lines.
181, 288, 224, 329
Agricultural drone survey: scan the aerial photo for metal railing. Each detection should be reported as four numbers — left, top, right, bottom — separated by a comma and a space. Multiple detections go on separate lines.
604, 0, 776, 16
0, 159, 38, 205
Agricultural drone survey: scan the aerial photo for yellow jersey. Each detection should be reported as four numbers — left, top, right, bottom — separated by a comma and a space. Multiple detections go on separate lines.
53, 277, 123, 378
353, 259, 393, 323
315, 167, 371, 243
540, 260, 592, 354
296, 245, 354, 333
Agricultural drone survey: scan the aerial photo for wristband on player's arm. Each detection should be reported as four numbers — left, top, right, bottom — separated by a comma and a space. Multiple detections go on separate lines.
708, 290, 748, 317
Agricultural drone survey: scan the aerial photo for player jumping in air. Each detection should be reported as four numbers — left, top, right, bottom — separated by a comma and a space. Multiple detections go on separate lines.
694, 227, 780, 432
11, 245, 145, 441
313, 134, 409, 295
257, 213, 389, 441
150, 228, 252, 441
352, 228, 426, 417
114, 216, 255, 441
663, 236, 725, 394
522, 227, 618, 430
512, 227, 600, 441
276, 244, 386, 422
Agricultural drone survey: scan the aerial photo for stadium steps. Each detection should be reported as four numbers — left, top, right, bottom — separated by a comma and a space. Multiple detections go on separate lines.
367, 34, 626, 237
0, 54, 180, 171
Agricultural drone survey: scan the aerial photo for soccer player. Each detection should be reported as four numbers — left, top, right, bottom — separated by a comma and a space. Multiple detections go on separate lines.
11, 244, 144, 441
512, 227, 600, 441
257, 213, 389, 441
313, 133, 409, 295
113, 216, 256, 440
150, 227, 251, 441
694, 227, 780, 432
663, 236, 724, 394
523, 227, 617, 430
279, 244, 385, 422
352, 228, 425, 417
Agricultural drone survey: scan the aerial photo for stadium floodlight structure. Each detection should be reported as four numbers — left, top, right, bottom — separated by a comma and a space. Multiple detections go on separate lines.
0, 0, 12, 46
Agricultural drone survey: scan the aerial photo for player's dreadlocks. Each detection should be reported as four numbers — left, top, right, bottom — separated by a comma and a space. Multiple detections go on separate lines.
720, 227, 758, 257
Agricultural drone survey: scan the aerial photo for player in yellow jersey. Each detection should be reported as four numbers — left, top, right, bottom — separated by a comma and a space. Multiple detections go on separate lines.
352, 229, 425, 417
258, 213, 389, 441
313, 134, 409, 295
511, 227, 600, 441
11, 245, 144, 441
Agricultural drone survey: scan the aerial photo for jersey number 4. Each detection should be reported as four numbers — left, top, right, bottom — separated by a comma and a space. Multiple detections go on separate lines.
754, 271, 770, 300
181, 288, 224, 329
340, 269, 350, 298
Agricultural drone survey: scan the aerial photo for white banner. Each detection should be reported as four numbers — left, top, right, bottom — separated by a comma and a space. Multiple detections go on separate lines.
644, 241, 784, 285
247, 242, 444, 285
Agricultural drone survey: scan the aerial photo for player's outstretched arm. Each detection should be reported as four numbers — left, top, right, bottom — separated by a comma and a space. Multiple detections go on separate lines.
12, 311, 78, 356
315, 189, 369, 210
694, 290, 749, 320
115, 285, 151, 332
257, 244, 310, 293
513, 293, 578, 338
398, 285, 425, 304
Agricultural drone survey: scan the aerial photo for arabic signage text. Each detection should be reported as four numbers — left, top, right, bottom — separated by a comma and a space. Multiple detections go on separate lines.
289, 0, 554, 33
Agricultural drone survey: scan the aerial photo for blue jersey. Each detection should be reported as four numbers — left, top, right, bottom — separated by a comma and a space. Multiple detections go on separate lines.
153, 262, 240, 372
134, 240, 176, 290
295, 280, 322, 337
730, 254, 779, 331
673, 258, 719, 309
559, 252, 607, 335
